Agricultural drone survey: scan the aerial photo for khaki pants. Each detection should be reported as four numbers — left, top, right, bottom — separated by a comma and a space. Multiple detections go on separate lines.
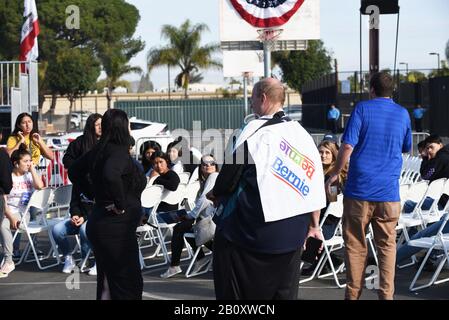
342, 198, 400, 300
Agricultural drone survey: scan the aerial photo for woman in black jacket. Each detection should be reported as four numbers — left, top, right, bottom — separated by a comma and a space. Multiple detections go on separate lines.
53, 114, 102, 274
69, 109, 147, 300
148, 151, 180, 212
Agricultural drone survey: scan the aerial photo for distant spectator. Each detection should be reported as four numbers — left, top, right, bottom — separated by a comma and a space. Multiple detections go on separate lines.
413, 105, 426, 132
327, 104, 340, 134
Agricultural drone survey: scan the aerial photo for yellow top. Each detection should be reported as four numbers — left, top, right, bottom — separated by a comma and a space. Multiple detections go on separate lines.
7, 135, 42, 164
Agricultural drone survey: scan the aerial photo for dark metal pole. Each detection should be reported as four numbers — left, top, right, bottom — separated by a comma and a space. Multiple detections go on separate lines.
369, 25, 379, 77
334, 59, 339, 105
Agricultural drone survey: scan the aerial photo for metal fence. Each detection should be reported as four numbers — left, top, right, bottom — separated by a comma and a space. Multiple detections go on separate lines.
115, 98, 247, 130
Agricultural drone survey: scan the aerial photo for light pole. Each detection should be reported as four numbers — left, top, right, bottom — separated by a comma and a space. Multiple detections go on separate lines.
429, 52, 440, 75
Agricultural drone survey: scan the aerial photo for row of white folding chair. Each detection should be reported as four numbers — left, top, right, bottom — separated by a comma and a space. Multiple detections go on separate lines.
397, 178, 448, 267
299, 194, 378, 288
400, 156, 422, 184
408, 212, 449, 291
140, 183, 198, 269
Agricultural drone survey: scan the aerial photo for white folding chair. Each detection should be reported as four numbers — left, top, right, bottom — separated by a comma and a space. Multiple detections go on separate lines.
416, 178, 447, 225
10, 188, 61, 270
408, 212, 449, 291
184, 232, 213, 278
300, 194, 346, 288
138, 185, 166, 269
397, 181, 429, 268
177, 172, 191, 184
48, 184, 72, 219
183, 181, 201, 211
188, 167, 199, 184
435, 179, 449, 216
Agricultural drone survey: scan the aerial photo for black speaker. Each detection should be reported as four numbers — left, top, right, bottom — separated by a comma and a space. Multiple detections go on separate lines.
360, 0, 399, 15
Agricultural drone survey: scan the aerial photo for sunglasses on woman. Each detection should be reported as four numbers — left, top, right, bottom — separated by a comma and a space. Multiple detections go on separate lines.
201, 160, 216, 166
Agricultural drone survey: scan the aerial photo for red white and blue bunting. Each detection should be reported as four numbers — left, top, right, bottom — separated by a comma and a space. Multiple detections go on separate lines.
229, 0, 305, 28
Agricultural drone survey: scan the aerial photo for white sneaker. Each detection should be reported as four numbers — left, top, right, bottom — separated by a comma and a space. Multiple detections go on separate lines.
87, 264, 97, 276
160, 266, 182, 278
62, 255, 76, 274
0, 260, 15, 276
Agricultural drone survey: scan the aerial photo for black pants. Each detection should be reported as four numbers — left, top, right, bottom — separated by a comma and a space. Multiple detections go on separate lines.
327, 119, 338, 134
170, 219, 212, 266
213, 230, 302, 300
415, 118, 423, 132
87, 205, 143, 300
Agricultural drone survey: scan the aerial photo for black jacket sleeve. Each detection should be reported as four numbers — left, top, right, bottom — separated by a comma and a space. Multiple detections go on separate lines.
68, 151, 93, 201
63, 137, 83, 169
0, 148, 13, 195
212, 163, 244, 197
154, 170, 180, 191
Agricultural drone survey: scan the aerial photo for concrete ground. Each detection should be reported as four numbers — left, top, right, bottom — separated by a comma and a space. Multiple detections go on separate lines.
1, 246, 448, 301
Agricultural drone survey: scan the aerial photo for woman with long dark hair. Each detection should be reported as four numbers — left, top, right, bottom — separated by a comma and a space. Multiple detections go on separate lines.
6, 113, 54, 164
140, 140, 161, 176
52, 113, 102, 275
68, 109, 147, 300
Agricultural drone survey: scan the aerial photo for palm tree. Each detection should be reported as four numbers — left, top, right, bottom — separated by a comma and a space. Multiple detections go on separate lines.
98, 38, 145, 108
147, 20, 221, 98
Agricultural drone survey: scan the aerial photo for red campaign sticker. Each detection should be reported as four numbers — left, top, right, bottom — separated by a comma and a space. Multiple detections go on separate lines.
229, 0, 305, 28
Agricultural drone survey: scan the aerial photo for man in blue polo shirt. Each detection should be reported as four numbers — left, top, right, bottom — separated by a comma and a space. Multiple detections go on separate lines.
326, 72, 412, 300
413, 104, 426, 132
327, 104, 340, 134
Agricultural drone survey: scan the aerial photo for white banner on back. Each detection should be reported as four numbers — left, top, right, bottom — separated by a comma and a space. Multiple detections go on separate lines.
245, 121, 326, 222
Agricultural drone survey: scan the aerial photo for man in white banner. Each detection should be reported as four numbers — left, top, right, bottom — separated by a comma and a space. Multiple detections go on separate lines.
208, 78, 326, 300
19, 0, 40, 73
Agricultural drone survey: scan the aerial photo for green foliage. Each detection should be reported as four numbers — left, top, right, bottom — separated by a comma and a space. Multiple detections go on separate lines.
147, 19, 221, 98
407, 71, 427, 83
46, 48, 100, 104
272, 40, 333, 92
0, 0, 22, 60
97, 38, 144, 108
0, 0, 143, 109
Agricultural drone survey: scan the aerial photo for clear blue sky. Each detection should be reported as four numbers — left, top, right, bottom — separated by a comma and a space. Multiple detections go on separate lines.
126, 0, 449, 89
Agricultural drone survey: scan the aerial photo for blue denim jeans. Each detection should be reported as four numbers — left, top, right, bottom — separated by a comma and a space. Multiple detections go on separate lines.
396, 216, 449, 263
52, 218, 91, 258
322, 223, 339, 240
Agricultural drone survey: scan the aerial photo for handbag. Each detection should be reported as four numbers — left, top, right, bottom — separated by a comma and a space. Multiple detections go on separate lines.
193, 216, 216, 246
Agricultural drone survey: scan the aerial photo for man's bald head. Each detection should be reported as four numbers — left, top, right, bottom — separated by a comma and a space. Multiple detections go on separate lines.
253, 78, 286, 106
